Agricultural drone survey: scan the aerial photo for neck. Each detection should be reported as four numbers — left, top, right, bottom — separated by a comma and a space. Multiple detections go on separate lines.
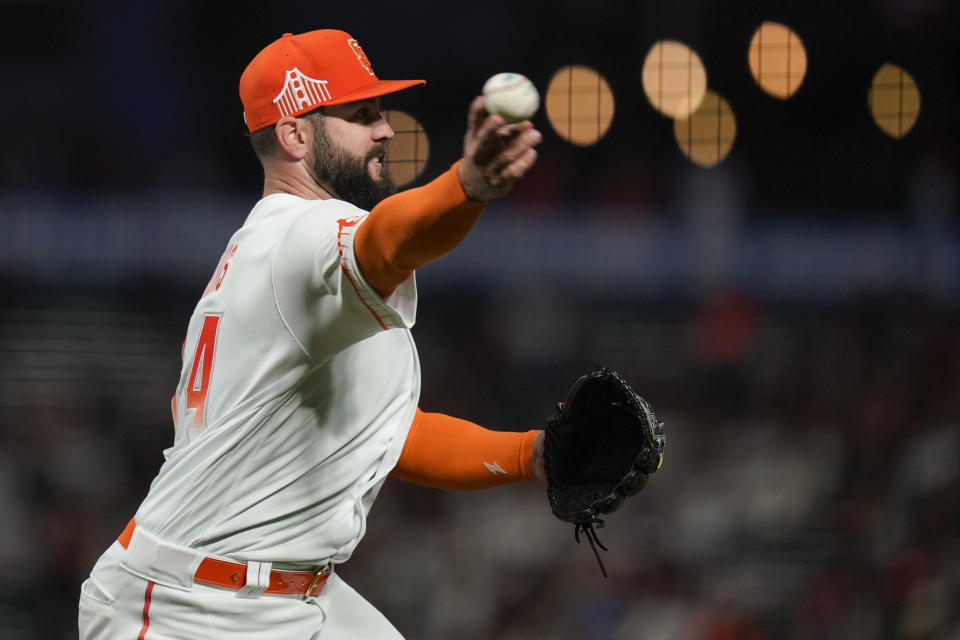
261, 163, 334, 200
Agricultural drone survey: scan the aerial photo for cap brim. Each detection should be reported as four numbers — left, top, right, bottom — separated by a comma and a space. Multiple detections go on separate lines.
324, 79, 426, 106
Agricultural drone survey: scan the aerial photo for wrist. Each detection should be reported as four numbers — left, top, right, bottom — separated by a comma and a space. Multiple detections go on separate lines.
456, 159, 490, 203
521, 429, 546, 482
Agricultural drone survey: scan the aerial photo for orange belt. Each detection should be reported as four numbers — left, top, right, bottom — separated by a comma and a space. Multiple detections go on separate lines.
118, 518, 330, 598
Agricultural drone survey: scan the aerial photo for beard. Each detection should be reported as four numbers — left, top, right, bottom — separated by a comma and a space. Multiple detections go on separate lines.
308, 119, 398, 211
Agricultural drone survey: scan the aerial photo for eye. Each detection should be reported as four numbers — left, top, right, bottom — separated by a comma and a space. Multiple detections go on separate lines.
352, 104, 383, 124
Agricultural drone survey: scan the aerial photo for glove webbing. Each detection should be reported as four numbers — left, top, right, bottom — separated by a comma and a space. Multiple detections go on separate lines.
574, 518, 609, 578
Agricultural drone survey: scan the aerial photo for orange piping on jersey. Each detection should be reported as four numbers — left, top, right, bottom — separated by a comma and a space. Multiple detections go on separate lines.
355, 160, 485, 299
337, 216, 389, 330
390, 408, 540, 490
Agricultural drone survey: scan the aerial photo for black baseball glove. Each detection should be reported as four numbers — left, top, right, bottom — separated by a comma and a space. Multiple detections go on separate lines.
544, 367, 666, 576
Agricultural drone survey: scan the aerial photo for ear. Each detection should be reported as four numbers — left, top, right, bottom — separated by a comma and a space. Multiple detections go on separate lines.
274, 116, 311, 160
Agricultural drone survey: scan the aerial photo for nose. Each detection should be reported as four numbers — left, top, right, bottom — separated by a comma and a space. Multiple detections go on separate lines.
373, 114, 394, 142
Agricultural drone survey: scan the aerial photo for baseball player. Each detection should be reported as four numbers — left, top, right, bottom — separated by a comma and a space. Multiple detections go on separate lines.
78, 29, 544, 639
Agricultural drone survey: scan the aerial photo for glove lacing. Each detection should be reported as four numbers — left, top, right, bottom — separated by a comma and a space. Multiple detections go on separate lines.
574, 518, 609, 578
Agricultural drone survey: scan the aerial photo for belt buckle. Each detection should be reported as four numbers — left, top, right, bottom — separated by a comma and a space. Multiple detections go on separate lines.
302, 565, 330, 600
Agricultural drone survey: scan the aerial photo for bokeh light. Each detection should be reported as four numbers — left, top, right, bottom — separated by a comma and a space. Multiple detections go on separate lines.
868, 63, 921, 139
642, 40, 708, 119
383, 110, 430, 185
748, 21, 808, 99
10, 5, 960, 639
545, 65, 616, 146
673, 90, 737, 167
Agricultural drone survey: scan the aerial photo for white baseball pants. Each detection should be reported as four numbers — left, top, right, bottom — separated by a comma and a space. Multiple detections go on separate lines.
79, 541, 404, 639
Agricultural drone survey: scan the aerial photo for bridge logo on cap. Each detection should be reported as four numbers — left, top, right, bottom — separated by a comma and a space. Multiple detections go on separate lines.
272, 67, 333, 118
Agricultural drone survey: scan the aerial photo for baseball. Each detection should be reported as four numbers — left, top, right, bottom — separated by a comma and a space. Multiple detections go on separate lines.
482, 72, 540, 123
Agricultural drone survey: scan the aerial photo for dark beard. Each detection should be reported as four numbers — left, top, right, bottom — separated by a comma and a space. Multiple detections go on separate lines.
309, 120, 398, 211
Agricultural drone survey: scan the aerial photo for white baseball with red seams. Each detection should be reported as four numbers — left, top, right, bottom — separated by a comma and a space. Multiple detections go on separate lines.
482, 72, 540, 123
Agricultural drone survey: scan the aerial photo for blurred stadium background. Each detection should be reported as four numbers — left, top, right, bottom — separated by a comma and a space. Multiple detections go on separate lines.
2, 0, 959, 638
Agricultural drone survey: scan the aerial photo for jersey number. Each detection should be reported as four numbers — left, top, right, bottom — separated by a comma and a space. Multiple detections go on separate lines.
185, 313, 221, 433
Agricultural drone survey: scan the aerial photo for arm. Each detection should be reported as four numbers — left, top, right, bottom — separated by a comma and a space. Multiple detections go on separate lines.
391, 408, 545, 490
356, 97, 541, 298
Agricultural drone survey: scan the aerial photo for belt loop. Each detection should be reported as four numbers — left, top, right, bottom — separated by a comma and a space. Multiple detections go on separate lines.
236, 561, 272, 598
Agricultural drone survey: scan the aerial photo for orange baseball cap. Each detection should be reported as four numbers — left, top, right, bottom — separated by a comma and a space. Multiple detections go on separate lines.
240, 29, 425, 132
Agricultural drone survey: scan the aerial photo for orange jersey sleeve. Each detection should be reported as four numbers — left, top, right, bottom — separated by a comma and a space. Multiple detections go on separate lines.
355, 160, 485, 298
391, 408, 541, 490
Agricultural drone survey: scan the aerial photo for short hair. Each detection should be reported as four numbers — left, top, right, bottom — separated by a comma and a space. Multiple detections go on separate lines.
248, 107, 326, 163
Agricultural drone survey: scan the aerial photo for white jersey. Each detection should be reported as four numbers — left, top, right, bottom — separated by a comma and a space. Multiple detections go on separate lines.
135, 193, 420, 568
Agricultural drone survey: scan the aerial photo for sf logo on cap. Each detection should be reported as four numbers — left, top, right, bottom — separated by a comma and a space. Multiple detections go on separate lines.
347, 38, 375, 76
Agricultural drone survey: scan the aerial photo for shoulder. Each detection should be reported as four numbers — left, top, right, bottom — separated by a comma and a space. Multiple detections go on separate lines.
243, 194, 363, 227
257, 194, 364, 218
242, 197, 370, 264
267, 198, 369, 268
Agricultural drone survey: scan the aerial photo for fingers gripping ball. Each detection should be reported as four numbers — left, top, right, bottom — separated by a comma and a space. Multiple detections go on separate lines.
482, 72, 540, 123
544, 367, 666, 577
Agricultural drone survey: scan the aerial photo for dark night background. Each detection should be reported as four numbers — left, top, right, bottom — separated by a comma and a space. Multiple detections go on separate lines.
1, 0, 958, 638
